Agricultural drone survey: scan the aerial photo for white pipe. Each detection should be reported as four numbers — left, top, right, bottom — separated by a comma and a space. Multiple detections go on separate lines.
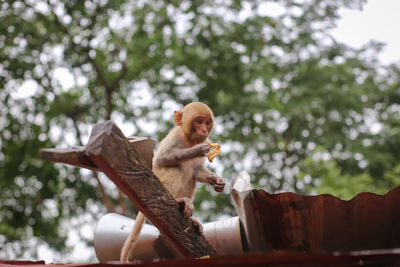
93, 213, 244, 262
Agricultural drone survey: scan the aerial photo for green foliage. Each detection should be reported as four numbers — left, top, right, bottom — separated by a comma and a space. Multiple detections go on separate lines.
302, 156, 379, 200
1, 0, 399, 262
302, 156, 400, 200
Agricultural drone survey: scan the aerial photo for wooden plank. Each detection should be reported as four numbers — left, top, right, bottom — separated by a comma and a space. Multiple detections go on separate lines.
39, 138, 156, 171
126, 137, 156, 169
39, 147, 100, 171
41, 120, 216, 259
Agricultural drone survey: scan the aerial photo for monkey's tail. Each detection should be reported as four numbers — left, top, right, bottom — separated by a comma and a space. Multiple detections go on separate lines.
120, 212, 146, 262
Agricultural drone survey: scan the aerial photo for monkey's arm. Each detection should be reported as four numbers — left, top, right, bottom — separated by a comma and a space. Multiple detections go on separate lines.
154, 143, 210, 167
195, 168, 225, 192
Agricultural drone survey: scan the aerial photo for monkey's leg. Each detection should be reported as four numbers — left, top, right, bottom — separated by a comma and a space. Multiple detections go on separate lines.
120, 212, 146, 262
176, 197, 194, 218
176, 197, 203, 233
191, 218, 204, 234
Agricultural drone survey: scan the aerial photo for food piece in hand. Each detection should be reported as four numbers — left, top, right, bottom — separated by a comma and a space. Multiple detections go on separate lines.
205, 142, 221, 162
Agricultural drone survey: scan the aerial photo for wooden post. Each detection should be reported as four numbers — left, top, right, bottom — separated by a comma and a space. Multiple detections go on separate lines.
40, 121, 216, 259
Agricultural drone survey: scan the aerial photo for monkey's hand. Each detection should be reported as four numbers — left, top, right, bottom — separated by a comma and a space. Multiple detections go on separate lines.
176, 197, 194, 218
192, 143, 211, 157
208, 175, 226, 193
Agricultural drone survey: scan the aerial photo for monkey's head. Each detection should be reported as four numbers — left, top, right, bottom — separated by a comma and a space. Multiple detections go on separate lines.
174, 102, 214, 144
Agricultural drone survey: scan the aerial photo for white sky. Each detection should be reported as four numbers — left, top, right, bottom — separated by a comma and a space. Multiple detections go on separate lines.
331, 0, 400, 65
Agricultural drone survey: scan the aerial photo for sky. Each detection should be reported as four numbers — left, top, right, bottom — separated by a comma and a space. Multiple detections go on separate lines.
331, 0, 400, 65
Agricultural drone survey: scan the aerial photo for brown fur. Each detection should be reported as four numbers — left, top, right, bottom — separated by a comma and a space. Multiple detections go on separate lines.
120, 102, 225, 262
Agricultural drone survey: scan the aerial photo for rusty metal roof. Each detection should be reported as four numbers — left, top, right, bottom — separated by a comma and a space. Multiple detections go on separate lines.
2, 249, 400, 266
231, 171, 400, 254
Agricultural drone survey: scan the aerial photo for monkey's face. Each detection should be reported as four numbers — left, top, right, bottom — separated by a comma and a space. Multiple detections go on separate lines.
191, 115, 213, 143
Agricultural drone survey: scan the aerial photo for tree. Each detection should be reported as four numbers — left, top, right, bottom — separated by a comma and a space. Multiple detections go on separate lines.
1, 0, 399, 261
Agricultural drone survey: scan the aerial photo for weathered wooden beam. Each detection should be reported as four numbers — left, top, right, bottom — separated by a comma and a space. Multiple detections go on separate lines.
39, 138, 156, 171
39, 147, 100, 171
40, 121, 216, 259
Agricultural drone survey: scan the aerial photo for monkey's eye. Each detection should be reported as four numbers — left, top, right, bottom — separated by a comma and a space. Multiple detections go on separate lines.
205, 120, 212, 126
195, 118, 202, 124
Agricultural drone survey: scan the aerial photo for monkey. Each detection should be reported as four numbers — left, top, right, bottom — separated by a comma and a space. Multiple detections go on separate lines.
120, 102, 225, 262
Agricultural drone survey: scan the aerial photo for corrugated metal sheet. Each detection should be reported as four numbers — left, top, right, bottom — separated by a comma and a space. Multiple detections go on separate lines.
2, 250, 400, 266
235, 186, 400, 253
231, 171, 400, 254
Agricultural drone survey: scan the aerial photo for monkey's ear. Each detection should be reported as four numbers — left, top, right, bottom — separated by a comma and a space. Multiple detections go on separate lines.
174, 111, 183, 126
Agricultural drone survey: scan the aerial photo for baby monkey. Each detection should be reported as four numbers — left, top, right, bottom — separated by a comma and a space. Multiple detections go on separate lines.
120, 102, 225, 262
